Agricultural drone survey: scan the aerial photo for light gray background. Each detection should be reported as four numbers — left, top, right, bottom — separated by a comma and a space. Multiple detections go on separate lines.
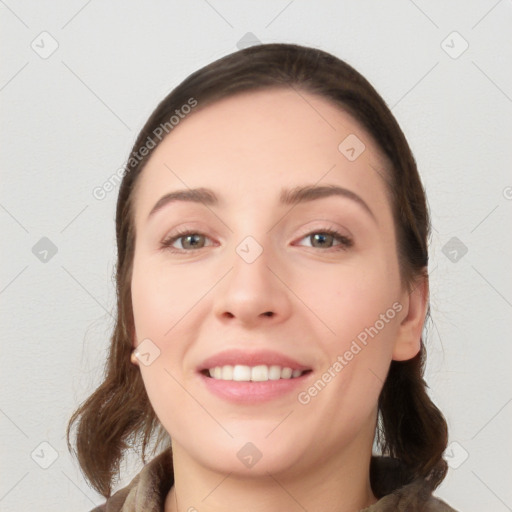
1, 1, 511, 511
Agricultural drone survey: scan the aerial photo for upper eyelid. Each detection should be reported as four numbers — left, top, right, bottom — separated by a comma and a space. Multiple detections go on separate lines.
162, 219, 352, 239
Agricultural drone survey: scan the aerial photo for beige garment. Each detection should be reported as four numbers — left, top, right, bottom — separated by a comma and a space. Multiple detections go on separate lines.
90, 449, 458, 512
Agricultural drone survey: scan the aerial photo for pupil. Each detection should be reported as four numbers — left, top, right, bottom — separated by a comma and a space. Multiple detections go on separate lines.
186, 234, 202, 248
314, 233, 331, 247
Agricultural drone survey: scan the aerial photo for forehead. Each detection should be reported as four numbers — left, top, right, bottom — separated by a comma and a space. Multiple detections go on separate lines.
132, 88, 391, 217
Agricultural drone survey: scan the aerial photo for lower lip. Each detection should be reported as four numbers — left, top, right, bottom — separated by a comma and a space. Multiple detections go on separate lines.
199, 372, 312, 403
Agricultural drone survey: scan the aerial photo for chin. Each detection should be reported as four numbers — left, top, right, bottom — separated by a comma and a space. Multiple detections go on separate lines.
182, 434, 308, 477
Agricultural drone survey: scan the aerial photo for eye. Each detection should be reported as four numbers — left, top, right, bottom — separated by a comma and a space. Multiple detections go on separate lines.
296, 228, 353, 251
160, 227, 353, 253
160, 230, 212, 252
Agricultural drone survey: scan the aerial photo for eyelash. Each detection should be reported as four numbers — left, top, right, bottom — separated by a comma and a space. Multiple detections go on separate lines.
160, 226, 353, 254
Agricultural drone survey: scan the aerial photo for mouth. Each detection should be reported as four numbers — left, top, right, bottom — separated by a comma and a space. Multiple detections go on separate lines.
200, 365, 313, 382
196, 348, 313, 402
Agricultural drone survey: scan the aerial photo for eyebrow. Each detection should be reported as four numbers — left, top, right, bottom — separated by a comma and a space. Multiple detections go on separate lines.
147, 184, 376, 221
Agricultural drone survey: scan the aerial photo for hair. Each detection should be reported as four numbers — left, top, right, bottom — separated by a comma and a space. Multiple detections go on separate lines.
67, 43, 448, 498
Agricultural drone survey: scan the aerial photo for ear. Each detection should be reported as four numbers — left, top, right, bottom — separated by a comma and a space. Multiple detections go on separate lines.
392, 271, 429, 361
130, 330, 140, 366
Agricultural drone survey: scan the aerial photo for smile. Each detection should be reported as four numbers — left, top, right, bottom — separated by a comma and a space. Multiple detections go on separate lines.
204, 364, 310, 381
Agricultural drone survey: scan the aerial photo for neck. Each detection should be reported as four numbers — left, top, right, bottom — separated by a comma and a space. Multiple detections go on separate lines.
165, 427, 378, 512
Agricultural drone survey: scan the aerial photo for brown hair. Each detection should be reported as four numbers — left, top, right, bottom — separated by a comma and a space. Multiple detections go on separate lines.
67, 43, 448, 497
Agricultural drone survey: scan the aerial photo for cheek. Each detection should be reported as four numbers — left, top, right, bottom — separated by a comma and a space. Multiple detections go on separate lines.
300, 252, 401, 342
130, 258, 195, 430
298, 251, 402, 407
294, 269, 402, 440
130, 256, 204, 340
130, 255, 211, 407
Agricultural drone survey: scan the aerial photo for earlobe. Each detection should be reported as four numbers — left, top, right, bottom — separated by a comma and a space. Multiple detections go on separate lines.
392, 271, 429, 361
130, 331, 140, 366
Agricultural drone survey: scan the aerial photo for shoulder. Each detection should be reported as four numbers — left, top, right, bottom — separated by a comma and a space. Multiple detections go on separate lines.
366, 457, 459, 512
88, 449, 174, 512
87, 482, 136, 512
374, 479, 459, 511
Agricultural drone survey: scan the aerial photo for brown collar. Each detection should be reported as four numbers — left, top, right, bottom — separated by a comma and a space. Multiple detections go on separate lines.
92, 450, 457, 512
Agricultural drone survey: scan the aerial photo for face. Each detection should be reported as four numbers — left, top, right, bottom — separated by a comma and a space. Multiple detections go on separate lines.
130, 88, 414, 478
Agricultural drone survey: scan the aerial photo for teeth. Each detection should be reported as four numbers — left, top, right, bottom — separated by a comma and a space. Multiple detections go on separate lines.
207, 364, 306, 381
268, 365, 281, 380
251, 365, 268, 381
233, 365, 251, 381
222, 365, 233, 380
281, 367, 293, 379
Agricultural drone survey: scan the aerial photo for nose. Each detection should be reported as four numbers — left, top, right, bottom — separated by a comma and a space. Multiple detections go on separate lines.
212, 236, 293, 328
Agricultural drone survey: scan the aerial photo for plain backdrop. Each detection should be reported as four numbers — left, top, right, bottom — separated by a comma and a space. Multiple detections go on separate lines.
1, 1, 511, 511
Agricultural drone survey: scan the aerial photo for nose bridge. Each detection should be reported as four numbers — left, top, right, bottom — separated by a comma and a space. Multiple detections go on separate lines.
212, 221, 291, 323
229, 205, 274, 274
230, 230, 273, 294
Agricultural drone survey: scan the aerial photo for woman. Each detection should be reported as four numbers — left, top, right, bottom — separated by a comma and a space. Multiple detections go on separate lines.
67, 43, 459, 512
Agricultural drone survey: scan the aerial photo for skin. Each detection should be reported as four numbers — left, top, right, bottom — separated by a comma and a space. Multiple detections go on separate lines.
129, 88, 428, 512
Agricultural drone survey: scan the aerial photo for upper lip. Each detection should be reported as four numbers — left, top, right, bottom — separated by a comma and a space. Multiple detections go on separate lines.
198, 349, 312, 372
